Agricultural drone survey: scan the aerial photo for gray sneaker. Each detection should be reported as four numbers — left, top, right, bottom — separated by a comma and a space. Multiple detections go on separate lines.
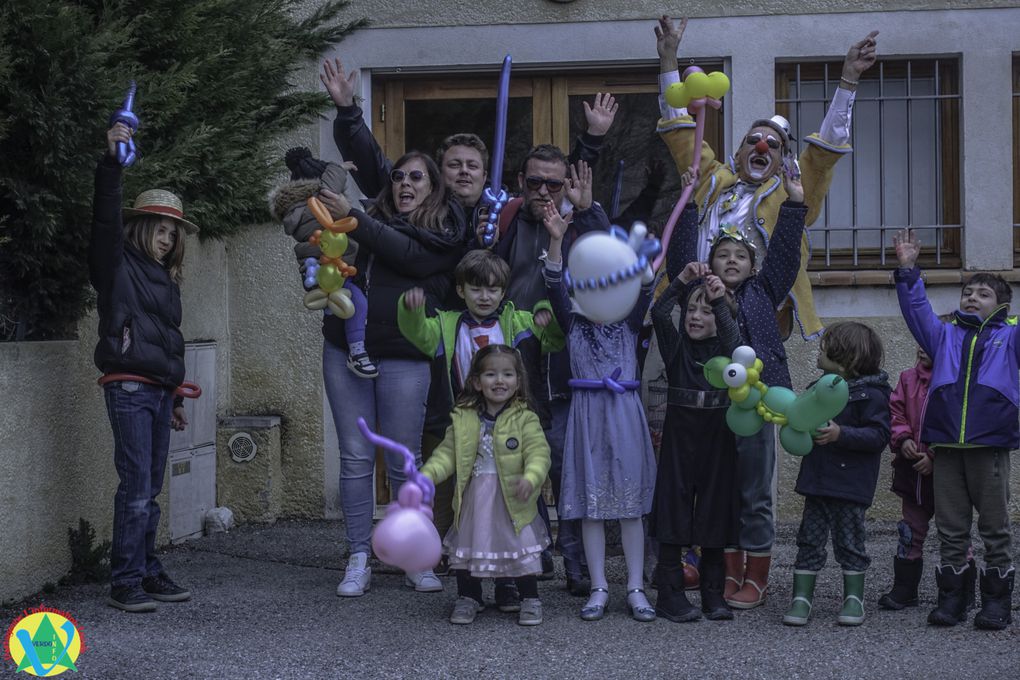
450, 597, 484, 625
518, 598, 543, 626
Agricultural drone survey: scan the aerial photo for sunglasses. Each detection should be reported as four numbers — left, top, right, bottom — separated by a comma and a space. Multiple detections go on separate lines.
524, 176, 565, 191
391, 169, 426, 183
744, 134, 781, 150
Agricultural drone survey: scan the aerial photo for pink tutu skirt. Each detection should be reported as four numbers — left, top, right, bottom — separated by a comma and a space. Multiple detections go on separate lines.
444, 473, 550, 578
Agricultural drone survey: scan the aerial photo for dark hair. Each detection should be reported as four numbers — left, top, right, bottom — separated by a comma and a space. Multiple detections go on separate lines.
820, 321, 884, 379
685, 283, 738, 321
455, 250, 510, 289
284, 147, 328, 181
708, 236, 757, 269
519, 143, 568, 176
964, 273, 1012, 306
369, 151, 450, 233
455, 344, 533, 411
436, 133, 489, 169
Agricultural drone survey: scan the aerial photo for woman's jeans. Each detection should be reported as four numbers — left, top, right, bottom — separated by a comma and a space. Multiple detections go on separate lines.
104, 381, 173, 588
323, 342, 429, 555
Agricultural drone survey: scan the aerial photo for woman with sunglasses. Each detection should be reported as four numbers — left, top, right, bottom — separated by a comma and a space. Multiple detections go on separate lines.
317, 150, 469, 599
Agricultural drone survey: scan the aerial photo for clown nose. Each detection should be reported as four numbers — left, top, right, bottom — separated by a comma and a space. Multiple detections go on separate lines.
755, 140, 770, 154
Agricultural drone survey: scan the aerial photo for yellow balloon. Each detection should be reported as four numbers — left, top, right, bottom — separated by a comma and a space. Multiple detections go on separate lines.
684, 71, 710, 99
729, 384, 750, 402
327, 290, 355, 318
746, 368, 759, 385
706, 71, 730, 99
316, 264, 344, 293
754, 358, 764, 373
665, 82, 690, 109
319, 231, 349, 259
763, 412, 774, 423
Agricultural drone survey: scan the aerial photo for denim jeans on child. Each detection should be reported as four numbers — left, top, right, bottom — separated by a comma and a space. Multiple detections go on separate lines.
323, 342, 429, 555
104, 380, 174, 588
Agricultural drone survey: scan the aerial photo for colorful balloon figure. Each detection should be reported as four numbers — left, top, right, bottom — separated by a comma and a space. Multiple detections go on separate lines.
357, 418, 442, 573
653, 66, 730, 271
704, 345, 849, 456
303, 196, 359, 318
110, 81, 139, 167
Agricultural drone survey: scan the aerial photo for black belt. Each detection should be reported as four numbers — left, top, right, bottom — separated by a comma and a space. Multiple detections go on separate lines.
667, 386, 730, 409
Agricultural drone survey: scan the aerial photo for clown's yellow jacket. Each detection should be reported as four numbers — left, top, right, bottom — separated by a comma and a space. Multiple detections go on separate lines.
657, 114, 851, 338
420, 402, 550, 535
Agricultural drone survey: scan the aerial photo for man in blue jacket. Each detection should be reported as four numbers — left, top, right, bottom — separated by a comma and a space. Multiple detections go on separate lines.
894, 228, 1016, 631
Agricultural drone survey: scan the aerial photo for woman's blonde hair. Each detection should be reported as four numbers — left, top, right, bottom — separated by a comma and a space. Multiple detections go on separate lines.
124, 215, 185, 283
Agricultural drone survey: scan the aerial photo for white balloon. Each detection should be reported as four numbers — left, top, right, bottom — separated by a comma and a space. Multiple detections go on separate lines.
723, 362, 748, 388
568, 232, 641, 324
732, 345, 757, 367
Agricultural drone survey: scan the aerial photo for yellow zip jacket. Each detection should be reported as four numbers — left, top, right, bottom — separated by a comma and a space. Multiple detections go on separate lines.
420, 401, 551, 535
657, 114, 851, 339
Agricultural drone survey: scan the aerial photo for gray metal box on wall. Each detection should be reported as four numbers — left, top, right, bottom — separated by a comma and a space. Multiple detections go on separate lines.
217, 416, 282, 524
168, 342, 217, 543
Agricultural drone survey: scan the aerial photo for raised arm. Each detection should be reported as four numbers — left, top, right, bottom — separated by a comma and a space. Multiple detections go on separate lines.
88, 125, 130, 292
893, 229, 944, 358
708, 275, 741, 354
397, 288, 444, 358
567, 93, 620, 168
541, 202, 574, 332
758, 175, 807, 306
322, 58, 392, 198
651, 275, 685, 367
665, 202, 700, 282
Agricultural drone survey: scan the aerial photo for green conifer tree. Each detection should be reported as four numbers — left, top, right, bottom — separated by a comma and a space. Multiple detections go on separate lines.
0, 0, 366, 340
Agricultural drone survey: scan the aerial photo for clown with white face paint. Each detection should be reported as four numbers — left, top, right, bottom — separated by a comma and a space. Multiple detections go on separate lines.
654, 15, 879, 341
541, 194, 660, 624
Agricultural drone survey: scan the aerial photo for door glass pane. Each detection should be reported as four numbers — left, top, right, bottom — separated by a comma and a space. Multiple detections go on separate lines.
404, 97, 533, 188
568, 92, 724, 236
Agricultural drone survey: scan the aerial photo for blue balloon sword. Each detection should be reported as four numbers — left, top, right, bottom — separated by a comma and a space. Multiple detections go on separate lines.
110, 81, 139, 167
479, 55, 512, 247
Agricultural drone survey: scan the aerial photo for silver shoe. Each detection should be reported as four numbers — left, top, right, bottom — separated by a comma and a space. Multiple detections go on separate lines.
580, 587, 609, 621
450, 597, 484, 625
628, 587, 657, 622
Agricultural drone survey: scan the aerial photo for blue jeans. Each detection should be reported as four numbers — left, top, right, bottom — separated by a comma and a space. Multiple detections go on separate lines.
323, 342, 429, 555
104, 381, 173, 587
735, 423, 776, 552
545, 398, 585, 575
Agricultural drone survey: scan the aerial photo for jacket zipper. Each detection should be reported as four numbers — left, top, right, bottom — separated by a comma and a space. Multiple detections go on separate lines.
958, 307, 1005, 443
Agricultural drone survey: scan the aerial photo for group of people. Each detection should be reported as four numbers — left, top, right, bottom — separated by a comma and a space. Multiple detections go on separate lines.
90, 15, 1014, 633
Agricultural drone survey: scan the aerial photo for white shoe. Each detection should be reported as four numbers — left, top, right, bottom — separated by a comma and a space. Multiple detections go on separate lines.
404, 570, 443, 592
337, 552, 371, 597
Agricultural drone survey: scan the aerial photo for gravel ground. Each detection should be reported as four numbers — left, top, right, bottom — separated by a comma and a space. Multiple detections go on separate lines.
3, 519, 1018, 679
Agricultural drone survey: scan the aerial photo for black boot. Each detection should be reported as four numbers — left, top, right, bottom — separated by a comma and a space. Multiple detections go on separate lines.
928, 563, 968, 626
699, 549, 734, 621
878, 557, 922, 610
654, 565, 701, 623
973, 566, 1014, 631
963, 557, 977, 611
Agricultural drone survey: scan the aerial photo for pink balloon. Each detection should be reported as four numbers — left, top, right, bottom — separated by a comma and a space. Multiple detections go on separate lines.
371, 482, 442, 573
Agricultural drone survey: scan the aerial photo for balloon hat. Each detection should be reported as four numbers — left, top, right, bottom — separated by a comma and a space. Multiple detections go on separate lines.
302, 196, 359, 318
357, 418, 442, 573
704, 345, 849, 456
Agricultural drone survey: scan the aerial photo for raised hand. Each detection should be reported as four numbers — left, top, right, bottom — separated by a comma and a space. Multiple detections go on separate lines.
321, 57, 358, 108
565, 160, 593, 211
783, 160, 804, 203
893, 228, 920, 269
584, 93, 619, 137
403, 287, 426, 311
678, 261, 709, 285
541, 202, 568, 241
679, 165, 698, 192
654, 15, 687, 67
107, 123, 132, 158
705, 274, 726, 300
318, 188, 352, 219
843, 31, 879, 82
534, 309, 552, 328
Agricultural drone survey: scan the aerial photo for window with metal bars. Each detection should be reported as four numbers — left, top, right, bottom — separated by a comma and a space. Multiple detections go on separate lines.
777, 59, 961, 269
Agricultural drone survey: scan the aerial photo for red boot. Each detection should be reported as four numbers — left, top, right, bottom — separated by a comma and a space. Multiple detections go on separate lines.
727, 552, 770, 609
723, 549, 745, 600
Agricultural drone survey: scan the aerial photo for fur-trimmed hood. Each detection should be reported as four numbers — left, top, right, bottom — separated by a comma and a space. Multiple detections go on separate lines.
268, 162, 354, 262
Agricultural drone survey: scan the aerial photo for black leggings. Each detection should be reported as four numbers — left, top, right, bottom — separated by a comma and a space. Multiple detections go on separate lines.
456, 570, 538, 602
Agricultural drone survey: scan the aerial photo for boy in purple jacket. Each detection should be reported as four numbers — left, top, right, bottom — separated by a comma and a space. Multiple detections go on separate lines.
894, 229, 1016, 630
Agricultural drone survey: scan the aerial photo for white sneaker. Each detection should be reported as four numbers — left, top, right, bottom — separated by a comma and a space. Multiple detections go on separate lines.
404, 570, 443, 592
337, 552, 371, 597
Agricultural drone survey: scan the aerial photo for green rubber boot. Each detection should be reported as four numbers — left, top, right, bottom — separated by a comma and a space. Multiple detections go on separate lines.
782, 570, 817, 626
838, 570, 866, 626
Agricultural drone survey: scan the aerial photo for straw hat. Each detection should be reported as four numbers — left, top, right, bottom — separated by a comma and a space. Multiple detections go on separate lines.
123, 189, 200, 234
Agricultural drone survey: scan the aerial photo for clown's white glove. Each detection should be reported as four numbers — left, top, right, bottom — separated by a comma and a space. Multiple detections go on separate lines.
628, 222, 657, 284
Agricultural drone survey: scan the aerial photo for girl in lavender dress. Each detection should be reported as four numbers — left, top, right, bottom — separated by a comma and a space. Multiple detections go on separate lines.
540, 193, 658, 623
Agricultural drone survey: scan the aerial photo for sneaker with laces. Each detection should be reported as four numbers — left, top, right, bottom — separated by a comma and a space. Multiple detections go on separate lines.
404, 570, 443, 592
141, 572, 191, 602
495, 581, 522, 612
518, 598, 543, 626
337, 552, 371, 597
450, 597, 484, 624
347, 353, 379, 379
108, 585, 157, 613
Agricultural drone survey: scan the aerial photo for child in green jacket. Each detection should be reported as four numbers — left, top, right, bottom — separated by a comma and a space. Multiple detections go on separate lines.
421, 345, 552, 626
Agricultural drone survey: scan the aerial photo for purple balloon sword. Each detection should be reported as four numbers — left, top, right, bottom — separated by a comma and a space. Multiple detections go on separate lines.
480, 55, 512, 247
110, 81, 139, 167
